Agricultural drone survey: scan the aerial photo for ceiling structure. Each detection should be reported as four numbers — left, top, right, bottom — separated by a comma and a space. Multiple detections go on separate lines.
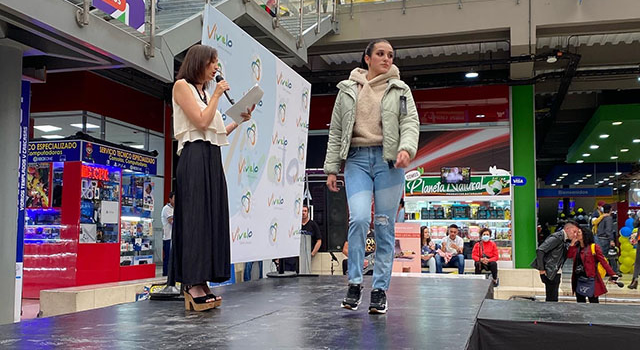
4, 0, 640, 191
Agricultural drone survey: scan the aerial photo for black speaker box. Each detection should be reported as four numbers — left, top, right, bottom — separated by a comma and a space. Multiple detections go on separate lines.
325, 186, 348, 252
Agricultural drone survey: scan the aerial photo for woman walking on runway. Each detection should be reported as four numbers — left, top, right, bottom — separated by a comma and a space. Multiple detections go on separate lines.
324, 39, 419, 314
169, 44, 253, 311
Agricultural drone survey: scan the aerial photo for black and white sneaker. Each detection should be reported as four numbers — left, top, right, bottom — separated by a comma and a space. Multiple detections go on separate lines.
369, 289, 388, 314
341, 284, 363, 310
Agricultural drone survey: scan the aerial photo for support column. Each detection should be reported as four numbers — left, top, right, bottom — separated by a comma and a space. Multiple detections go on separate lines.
0, 44, 22, 324
511, 85, 537, 268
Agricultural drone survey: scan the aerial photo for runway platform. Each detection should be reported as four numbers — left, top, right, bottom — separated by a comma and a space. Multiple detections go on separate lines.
0, 275, 491, 349
469, 299, 640, 349
2, 275, 638, 349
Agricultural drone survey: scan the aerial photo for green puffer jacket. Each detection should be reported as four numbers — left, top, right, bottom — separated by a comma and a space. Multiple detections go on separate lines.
323, 78, 420, 175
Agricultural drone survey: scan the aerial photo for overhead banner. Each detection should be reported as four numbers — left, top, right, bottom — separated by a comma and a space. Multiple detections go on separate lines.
405, 176, 511, 197
537, 188, 613, 198
93, 0, 146, 33
203, 5, 310, 263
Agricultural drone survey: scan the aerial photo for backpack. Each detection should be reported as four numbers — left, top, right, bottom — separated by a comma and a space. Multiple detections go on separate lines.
592, 213, 604, 235
590, 243, 606, 279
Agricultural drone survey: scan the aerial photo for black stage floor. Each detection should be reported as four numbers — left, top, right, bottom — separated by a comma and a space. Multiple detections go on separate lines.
0, 275, 491, 349
470, 299, 640, 350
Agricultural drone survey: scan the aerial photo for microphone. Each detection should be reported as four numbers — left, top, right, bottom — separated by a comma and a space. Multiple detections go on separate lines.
329, 252, 339, 262
215, 75, 235, 105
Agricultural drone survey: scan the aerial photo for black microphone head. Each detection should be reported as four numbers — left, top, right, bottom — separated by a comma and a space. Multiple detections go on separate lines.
215, 75, 224, 83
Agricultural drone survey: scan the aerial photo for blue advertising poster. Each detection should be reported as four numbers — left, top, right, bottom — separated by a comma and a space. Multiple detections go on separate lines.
84, 141, 157, 175
17, 81, 30, 262
28, 140, 81, 163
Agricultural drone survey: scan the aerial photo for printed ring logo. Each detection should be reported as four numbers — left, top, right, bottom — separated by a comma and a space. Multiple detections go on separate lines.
251, 57, 261, 82
274, 163, 283, 182
298, 143, 305, 161
246, 123, 257, 146
216, 61, 225, 78
278, 103, 286, 124
302, 89, 309, 110
294, 197, 302, 216
241, 191, 251, 213
269, 222, 278, 244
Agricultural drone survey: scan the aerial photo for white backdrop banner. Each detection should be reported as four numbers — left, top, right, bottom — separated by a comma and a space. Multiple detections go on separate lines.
202, 5, 310, 263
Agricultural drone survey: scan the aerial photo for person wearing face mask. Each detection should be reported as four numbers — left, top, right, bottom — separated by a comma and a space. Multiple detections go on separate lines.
324, 39, 419, 314
530, 220, 580, 302
472, 228, 499, 286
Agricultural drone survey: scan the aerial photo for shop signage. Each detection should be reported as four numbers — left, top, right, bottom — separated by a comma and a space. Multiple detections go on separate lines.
537, 188, 613, 198
405, 175, 510, 196
93, 0, 146, 33
27, 140, 81, 163
511, 176, 527, 186
28, 140, 157, 175
85, 142, 157, 175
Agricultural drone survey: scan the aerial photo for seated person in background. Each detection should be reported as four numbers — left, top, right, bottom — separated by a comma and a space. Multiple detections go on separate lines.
472, 228, 499, 286
420, 226, 439, 273
436, 224, 465, 274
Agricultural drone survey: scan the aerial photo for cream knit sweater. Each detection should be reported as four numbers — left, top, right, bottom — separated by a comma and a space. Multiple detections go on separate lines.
349, 65, 400, 147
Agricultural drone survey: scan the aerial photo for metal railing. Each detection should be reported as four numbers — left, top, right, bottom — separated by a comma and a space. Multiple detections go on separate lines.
256, 0, 336, 49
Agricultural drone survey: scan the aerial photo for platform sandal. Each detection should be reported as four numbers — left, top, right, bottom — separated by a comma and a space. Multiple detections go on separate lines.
184, 285, 216, 311
202, 285, 223, 308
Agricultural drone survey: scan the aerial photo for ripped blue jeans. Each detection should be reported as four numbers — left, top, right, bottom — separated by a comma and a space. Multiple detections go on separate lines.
344, 146, 405, 290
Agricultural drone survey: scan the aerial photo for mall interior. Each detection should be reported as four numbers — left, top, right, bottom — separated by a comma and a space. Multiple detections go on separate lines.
0, 0, 640, 348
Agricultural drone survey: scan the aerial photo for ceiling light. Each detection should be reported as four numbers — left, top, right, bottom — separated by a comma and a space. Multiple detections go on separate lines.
578, 180, 584, 183
614, 188, 618, 191
586, 174, 592, 177
633, 139, 640, 143
556, 179, 562, 182
612, 121, 623, 126
34, 125, 62, 132
475, 114, 485, 118
546, 55, 558, 64
465, 70, 479, 79
551, 183, 557, 187
573, 182, 579, 185
615, 172, 622, 176
598, 181, 604, 184
576, 160, 584, 163
562, 173, 569, 176
590, 145, 599, 149
70, 123, 100, 129
621, 148, 629, 152
611, 156, 619, 160
599, 134, 609, 139
622, 184, 626, 187
130, 145, 145, 149
609, 182, 614, 186
582, 153, 591, 157
41, 135, 64, 139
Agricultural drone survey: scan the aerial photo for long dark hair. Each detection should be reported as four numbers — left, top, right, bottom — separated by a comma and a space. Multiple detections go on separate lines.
420, 226, 430, 246
360, 39, 391, 69
176, 44, 218, 90
580, 227, 596, 247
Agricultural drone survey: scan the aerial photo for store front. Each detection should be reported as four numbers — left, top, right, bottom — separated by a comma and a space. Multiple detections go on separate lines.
23, 136, 158, 298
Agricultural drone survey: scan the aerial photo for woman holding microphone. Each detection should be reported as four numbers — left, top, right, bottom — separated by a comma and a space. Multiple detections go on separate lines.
169, 44, 253, 311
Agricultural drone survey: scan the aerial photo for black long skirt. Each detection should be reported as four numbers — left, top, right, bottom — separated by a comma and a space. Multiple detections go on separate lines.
168, 140, 230, 285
